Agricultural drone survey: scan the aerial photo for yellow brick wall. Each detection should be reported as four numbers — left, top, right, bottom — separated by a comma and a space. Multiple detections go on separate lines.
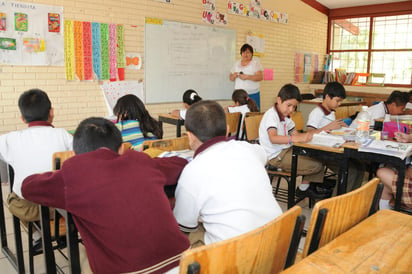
0, 0, 327, 138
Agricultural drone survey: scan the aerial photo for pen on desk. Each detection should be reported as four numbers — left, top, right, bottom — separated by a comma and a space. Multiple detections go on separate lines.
396, 116, 401, 132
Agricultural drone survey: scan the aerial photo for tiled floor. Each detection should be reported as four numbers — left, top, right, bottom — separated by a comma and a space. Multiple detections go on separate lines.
0, 177, 313, 273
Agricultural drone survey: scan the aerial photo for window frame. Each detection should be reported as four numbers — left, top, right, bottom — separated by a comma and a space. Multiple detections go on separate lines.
327, 4, 412, 88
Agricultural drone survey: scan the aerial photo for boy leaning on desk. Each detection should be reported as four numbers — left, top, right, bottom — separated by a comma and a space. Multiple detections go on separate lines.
306, 81, 365, 194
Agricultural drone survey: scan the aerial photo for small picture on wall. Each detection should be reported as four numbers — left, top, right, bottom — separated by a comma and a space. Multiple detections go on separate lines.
0, 37, 17, 50
0, 13, 6, 31
48, 13, 61, 33
15, 12, 28, 31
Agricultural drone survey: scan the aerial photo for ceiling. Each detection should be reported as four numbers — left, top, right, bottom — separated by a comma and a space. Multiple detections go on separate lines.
316, 0, 409, 9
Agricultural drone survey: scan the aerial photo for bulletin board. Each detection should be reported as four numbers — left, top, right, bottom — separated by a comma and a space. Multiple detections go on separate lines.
144, 18, 236, 104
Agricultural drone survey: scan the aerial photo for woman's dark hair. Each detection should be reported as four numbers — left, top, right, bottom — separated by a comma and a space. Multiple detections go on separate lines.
182, 89, 202, 105
113, 94, 163, 139
18, 89, 51, 122
73, 117, 122, 154
232, 89, 259, 112
277, 84, 302, 103
240, 43, 254, 55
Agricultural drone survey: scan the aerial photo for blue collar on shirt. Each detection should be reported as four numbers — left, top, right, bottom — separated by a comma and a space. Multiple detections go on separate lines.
28, 121, 54, 128
194, 136, 227, 158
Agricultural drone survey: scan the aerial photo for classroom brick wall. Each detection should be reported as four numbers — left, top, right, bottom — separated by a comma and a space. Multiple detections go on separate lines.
0, 0, 327, 138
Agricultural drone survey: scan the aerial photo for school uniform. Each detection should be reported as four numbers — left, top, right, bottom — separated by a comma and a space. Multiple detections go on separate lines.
174, 136, 282, 245
22, 148, 190, 274
307, 105, 365, 192
259, 104, 324, 183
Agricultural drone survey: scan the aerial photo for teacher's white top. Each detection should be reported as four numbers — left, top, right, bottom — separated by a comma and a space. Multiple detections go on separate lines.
231, 58, 263, 94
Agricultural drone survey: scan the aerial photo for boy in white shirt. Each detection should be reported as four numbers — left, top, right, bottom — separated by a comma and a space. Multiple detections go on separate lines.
306, 82, 365, 193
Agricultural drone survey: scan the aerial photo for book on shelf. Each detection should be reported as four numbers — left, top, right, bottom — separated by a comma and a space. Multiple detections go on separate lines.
358, 139, 412, 159
335, 68, 346, 84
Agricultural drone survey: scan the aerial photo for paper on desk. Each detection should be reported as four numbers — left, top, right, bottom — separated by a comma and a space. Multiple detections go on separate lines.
359, 139, 412, 159
308, 131, 346, 147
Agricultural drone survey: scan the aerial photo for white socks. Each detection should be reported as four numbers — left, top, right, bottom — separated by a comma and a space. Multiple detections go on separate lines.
33, 230, 41, 242
379, 199, 390, 210
299, 183, 310, 191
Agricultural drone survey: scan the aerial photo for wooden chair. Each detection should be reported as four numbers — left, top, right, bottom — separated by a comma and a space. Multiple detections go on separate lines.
179, 206, 305, 274
142, 136, 190, 151
243, 113, 263, 143
225, 112, 242, 140
290, 111, 304, 132
301, 177, 383, 258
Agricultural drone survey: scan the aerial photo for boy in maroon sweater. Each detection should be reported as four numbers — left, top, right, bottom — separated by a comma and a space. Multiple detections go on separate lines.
22, 117, 189, 273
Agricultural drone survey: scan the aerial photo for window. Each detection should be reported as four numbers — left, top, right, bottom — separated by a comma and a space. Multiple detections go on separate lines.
329, 14, 412, 86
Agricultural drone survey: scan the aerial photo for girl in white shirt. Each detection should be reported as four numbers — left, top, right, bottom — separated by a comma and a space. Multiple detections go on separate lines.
226, 89, 259, 139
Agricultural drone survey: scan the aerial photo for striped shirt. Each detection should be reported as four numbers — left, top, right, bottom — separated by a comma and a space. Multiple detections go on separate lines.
115, 120, 156, 151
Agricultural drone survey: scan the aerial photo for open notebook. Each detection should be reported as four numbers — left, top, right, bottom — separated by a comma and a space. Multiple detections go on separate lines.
308, 131, 346, 148
359, 139, 412, 159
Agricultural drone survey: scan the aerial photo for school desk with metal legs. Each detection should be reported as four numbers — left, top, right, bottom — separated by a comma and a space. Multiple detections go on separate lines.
282, 210, 412, 273
0, 166, 25, 273
289, 143, 348, 209
158, 114, 184, 137
343, 142, 408, 212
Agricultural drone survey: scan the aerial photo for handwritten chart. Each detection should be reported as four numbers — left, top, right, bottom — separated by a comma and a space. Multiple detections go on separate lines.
64, 20, 125, 81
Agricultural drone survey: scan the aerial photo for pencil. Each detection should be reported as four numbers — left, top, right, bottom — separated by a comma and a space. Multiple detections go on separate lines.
396, 116, 401, 132
323, 116, 334, 122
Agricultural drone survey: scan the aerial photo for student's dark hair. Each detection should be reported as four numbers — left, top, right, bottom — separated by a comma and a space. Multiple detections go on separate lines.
232, 89, 259, 112
323, 81, 346, 99
240, 43, 253, 55
385, 90, 410, 106
277, 84, 302, 103
182, 89, 202, 105
113, 94, 163, 139
185, 100, 227, 143
18, 89, 51, 122
73, 117, 122, 154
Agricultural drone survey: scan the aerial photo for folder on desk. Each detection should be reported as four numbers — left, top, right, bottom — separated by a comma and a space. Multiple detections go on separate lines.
359, 139, 412, 159
383, 121, 409, 139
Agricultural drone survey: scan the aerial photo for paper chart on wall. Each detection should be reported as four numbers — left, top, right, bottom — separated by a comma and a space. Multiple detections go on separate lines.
0, 0, 64, 66
101, 81, 144, 117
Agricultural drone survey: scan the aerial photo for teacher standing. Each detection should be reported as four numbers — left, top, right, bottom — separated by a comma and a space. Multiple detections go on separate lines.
229, 43, 263, 110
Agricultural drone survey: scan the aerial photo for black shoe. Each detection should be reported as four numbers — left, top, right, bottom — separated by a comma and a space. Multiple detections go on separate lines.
311, 183, 333, 195
322, 178, 337, 189
296, 186, 330, 199
32, 238, 43, 254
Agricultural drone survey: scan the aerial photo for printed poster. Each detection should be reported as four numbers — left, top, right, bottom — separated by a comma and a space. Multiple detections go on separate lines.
0, 0, 64, 66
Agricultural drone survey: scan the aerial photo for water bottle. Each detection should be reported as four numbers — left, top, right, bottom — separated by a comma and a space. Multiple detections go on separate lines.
355, 105, 371, 144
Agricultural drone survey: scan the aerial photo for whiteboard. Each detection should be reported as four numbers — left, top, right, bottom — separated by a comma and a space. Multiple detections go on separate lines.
145, 19, 236, 104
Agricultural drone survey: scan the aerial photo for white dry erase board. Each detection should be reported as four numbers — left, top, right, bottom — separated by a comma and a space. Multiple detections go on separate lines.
145, 19, 236, 103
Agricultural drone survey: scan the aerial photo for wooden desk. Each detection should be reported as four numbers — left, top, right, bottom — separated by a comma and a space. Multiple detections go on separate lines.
343, 142, 408, 211
283, 210, 412, 273
158, 114, 184, 137
290, 143, 347, 209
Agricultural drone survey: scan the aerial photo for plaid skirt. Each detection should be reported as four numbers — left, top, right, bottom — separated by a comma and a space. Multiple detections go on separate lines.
391, 172, 412, 209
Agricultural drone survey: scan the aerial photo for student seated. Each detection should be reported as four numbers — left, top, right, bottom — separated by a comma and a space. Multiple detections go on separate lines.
173, 100, 282, 246
377, 131, 412, 210
306, 82, 365, 193
0, 89, 73, 249
259, 84, 327, 199
226, 89, 259, 139
350, 90, 410, 129
21, 117, 190, 274
171, 89, 202, 119
113, 94, 163, 151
